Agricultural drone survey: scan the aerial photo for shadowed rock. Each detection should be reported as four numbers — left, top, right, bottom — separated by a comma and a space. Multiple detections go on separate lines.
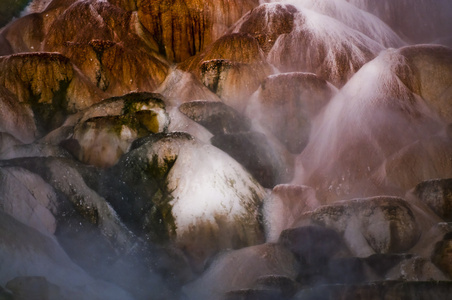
211, 131, 287, 188
0, 211, 135, 300
253, 275, 299, 298
279, 225, 349, 283
310, 197, 421, 256
179, 100, 251, 135
414, 178, 452, 221
293, 281, 452, 300
0, 0, 30, 27
432, 233, 452, 279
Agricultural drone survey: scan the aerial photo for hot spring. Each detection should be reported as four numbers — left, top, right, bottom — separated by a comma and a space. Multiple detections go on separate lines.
1, 0, 452, 299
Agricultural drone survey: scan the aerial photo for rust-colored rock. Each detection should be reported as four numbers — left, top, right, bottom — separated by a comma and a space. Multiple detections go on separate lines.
180, 33, 273, 112
0, 52, 105, 131
42, 1, 169, 95
230, 3, 297, 53
137, 0, 260, 62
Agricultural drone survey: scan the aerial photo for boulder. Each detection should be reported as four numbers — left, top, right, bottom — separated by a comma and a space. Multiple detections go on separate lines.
253, 275, 299, 299
293, 281, 452, 300
64, 92, 170, 167
414, 178, 452, 221
387, 256, 448, 281
179, 100, 251, 135
102, 132, 266, 268
310, 197, 421, 256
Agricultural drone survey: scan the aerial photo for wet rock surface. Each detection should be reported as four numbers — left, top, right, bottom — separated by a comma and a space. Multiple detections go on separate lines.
1, 0, 452, 299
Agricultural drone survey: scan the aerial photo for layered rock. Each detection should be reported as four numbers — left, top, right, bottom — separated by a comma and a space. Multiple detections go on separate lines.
155, 69, 222, 105
229, 3, 298, 54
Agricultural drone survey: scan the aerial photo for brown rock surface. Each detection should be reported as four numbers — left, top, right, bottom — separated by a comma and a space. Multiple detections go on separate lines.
180, 33, 273, 112
230, 3, 297, 54
42, 0, 169, 95
137, 0, 259, 62
0, 52, 105, 131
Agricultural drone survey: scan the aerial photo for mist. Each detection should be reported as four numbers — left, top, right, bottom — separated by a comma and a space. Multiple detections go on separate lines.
1, 0, 452, 299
